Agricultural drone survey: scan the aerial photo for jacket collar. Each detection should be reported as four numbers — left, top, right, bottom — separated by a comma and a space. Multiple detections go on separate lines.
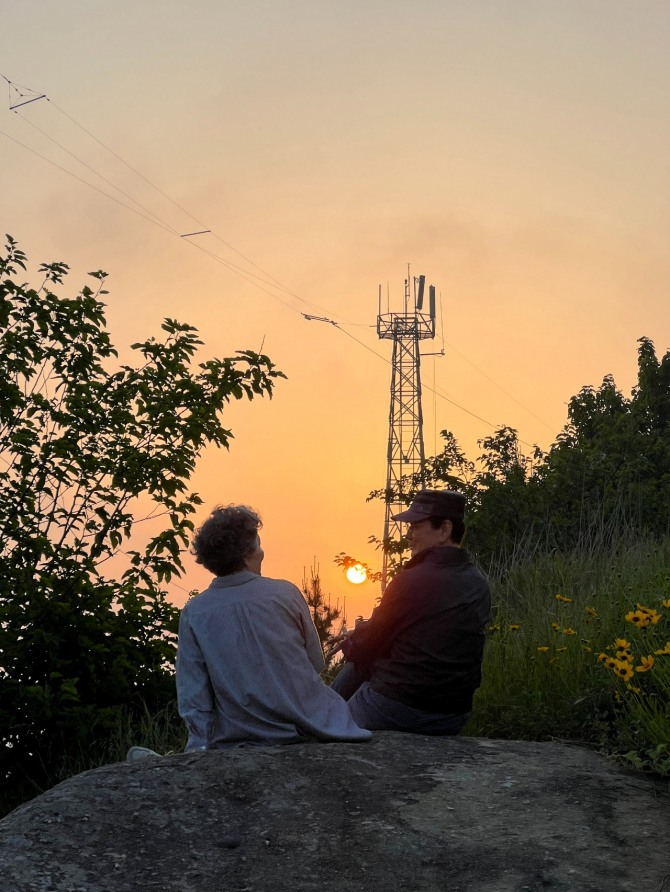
405, 545, 468, 569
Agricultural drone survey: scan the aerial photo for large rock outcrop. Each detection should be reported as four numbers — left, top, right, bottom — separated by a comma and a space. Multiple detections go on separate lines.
1, 733, 668, 891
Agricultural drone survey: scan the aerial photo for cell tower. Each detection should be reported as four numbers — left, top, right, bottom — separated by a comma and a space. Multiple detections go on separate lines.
377, 270, 437, 591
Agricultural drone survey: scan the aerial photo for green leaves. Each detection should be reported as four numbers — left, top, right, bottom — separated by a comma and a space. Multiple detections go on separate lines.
369, 338, 670, 568
0, 236, 284, 814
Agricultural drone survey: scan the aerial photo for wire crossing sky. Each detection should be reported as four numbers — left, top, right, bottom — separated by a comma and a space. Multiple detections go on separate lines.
1, 1, 668, 617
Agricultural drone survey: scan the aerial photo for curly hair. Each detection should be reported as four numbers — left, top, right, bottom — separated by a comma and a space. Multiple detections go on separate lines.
191, 504, 262, 576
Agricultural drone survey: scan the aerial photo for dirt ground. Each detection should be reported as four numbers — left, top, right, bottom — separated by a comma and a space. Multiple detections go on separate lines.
1, 733, 669, 892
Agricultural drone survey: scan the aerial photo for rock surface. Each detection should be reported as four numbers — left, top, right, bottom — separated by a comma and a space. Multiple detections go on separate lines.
1, 733, 668, 892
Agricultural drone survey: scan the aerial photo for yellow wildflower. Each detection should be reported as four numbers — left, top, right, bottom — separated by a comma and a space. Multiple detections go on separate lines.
625, 610, 650, 628
636, 655, 654, 673
556, 646, 568, 653
555, 594, 572, 603
604, 656, 618, 670
614, 638, 630, 649
585, 607, 598, 618
597, 652, 608, 662
653, 642, 670, 656
627, 685, 641, 693
508, 624, 521, 632
635, 604, 661, 624
488, 624, 500, 633
581, 645, 592, 653
537, 646, 550, 653
551, 623, 561, 632
562, 628, 576, 636
615, 650, 632, 663
614, 663, 634, 682
662, 599, 670, 609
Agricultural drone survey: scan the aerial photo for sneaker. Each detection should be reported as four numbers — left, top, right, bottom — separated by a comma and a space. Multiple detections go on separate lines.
126, 746, 161, 761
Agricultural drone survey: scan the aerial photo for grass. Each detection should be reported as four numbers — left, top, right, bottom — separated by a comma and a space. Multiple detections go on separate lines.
3, 530, 668, 820
0, 703, 187, 819
464, 532, 670, 776
61, 702, 188, 773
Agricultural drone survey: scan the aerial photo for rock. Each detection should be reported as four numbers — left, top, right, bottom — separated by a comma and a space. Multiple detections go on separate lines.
0, 733, 668, 891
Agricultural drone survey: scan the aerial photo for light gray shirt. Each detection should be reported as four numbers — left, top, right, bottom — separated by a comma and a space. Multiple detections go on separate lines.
176, 571, 371, 749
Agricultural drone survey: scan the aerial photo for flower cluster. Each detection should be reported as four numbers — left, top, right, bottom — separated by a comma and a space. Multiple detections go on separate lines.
598, 597, 670, 688
597, 638, 649, 684
625, 604, 661, 628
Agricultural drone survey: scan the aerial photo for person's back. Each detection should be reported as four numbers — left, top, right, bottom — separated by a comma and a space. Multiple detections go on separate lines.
176, 504, 370, 749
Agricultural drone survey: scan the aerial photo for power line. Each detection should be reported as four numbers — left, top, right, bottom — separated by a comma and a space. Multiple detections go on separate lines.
48, 93, 352, 321
2, 73, 346, 320
0, 126, 178, 236
15, 111, 179, 232
2, 73, 552, 450
334, 325, 543, 450
442, 339, 555, 434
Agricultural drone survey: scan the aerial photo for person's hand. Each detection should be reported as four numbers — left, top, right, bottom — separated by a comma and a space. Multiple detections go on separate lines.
324, 630, 353, 661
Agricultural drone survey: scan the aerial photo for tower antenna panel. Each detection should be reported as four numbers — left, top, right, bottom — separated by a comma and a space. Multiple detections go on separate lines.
416, 275, 426, 310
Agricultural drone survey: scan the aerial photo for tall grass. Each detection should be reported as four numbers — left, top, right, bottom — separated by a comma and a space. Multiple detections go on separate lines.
0, 703, 186, 819
465, 529, 670, 776
3, 529, 667, 820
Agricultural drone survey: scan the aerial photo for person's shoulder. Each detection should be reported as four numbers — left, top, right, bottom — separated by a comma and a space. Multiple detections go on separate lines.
250, 576, 303, 598
181, 578, 220, 603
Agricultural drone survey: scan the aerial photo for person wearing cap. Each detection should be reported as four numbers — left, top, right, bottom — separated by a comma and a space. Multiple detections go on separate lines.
175, 504, 371, 749
329, 490, 491, 735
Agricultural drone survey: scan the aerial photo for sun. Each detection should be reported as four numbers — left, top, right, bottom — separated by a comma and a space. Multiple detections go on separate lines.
345, 564, 367, 585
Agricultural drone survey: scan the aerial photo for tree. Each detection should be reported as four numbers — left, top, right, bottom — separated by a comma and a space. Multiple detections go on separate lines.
0, 236, 285, 810
361, 337, 670, 568
540, 338, 670, 546
301, 564, 345, 667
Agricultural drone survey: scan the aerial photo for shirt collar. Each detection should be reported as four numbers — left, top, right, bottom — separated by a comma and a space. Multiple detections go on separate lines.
210, 570, 260, 588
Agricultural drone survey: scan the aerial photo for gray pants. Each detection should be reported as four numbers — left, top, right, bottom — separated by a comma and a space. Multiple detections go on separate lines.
331, 662, 470, 735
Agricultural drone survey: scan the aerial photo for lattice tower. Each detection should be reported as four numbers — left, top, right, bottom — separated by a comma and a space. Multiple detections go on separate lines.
377, 273, 436, 591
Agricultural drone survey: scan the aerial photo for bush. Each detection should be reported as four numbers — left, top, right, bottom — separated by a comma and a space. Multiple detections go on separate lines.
0, 236, 284, 815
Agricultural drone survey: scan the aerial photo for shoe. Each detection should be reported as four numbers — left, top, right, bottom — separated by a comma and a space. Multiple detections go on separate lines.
126, 746, 161, 761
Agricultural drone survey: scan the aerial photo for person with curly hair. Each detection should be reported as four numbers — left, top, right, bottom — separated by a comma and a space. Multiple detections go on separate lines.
175, 504, 371, 749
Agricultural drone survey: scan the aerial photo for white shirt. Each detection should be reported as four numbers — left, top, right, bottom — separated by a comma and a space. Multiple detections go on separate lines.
176, 571, 371, 749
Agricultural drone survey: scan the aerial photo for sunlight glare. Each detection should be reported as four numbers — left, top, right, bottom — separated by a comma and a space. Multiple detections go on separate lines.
346, 564, 367, 585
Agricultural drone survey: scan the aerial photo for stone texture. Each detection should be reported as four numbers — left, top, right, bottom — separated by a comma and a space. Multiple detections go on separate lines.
1, 733, 668, 891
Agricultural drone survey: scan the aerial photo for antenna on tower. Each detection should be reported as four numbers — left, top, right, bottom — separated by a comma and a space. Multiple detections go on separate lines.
377, 269, 438, 592
416, 275, 426, 310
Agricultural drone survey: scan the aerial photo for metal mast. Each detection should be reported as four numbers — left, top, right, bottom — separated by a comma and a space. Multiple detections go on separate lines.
377, 270, 436, 591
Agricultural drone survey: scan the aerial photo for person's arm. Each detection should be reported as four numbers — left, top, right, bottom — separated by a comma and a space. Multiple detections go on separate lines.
341, 576, 415, 669
175, 609, 214, 751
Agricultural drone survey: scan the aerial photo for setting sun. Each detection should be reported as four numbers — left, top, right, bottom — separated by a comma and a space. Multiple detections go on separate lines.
346, 564, 367, 585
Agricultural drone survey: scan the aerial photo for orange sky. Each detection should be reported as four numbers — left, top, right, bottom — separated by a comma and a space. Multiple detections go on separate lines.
1, 1, 669, 621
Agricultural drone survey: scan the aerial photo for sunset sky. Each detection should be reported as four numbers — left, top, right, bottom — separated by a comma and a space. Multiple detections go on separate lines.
1, 1, 668, 621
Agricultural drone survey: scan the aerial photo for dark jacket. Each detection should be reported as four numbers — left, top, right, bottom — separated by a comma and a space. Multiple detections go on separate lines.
342, 546, 491, 714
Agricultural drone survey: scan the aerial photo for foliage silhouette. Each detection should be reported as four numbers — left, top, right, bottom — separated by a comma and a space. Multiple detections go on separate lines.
0, 235, 285, 813
365, 337, 670, 570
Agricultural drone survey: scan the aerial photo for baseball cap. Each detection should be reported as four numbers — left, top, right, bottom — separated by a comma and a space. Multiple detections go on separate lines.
391, 489, 466, 523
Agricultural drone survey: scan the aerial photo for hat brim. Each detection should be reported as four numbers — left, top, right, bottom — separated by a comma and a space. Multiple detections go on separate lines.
391, 507, 431, 523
